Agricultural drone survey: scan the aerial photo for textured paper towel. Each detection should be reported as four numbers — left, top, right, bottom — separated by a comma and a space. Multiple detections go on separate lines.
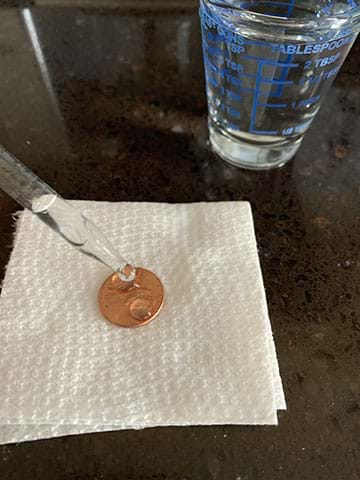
0, 201, 285, 444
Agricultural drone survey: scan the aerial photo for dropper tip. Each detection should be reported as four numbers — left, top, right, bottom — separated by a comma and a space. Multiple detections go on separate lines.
117, 264, 137, 282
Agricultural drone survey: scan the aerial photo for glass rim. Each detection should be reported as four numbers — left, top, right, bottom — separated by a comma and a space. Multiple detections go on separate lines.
205, 1, 360, 33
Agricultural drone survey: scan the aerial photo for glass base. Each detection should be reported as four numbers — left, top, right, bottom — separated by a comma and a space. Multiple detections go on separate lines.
209, 122, 302, 170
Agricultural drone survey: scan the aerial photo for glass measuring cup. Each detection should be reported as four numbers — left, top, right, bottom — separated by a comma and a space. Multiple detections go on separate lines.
200, 0, 360, 169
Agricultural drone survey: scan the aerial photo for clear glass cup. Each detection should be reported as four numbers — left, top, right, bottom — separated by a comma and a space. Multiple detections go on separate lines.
199, 0, 360, 170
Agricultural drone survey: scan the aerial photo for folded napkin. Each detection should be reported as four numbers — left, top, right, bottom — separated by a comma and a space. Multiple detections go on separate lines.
0, 202, 285, 444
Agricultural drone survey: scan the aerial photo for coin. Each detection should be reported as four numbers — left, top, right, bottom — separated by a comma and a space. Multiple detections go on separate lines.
98, 267, 164, 328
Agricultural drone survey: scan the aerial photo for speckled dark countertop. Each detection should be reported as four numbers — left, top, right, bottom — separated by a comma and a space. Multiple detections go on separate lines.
0, 2, 359, 479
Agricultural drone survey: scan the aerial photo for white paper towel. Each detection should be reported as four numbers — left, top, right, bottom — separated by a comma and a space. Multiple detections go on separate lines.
0, 201, 285, 444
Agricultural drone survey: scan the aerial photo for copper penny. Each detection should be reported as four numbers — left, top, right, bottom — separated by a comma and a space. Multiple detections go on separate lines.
98, 267, 164, 328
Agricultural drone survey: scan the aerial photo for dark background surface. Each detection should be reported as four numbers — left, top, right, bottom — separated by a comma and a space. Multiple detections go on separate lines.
0, 1, 359, 479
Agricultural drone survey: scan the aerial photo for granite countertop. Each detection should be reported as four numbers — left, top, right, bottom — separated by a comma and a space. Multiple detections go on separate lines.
0, 2, 359, 479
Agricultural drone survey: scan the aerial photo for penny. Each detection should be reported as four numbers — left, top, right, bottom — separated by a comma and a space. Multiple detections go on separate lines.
98, 267, 164, 328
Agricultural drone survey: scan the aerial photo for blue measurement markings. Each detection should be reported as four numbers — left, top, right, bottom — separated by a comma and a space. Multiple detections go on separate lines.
249, 58, 297, 135
200, 3, 355, 137
201, 9, 300, 136
204, 49, 299, 134
272, 53, 294, 98
202, 46, 299, 135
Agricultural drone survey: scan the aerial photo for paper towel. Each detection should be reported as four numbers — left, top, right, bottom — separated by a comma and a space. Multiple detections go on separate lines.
0, 202, 285, 444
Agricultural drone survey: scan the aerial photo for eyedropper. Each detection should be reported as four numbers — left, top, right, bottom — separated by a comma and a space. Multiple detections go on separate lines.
0, 144, 136, 282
